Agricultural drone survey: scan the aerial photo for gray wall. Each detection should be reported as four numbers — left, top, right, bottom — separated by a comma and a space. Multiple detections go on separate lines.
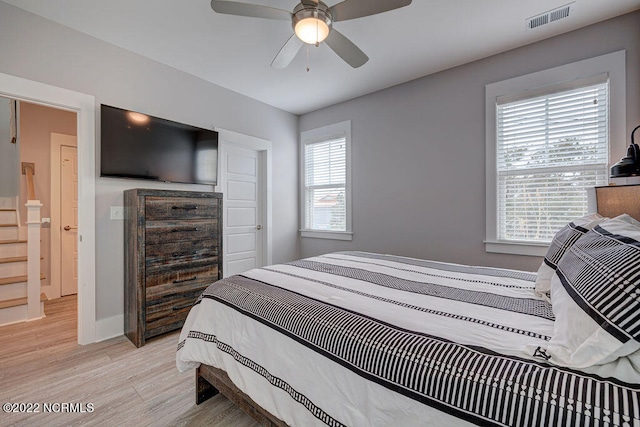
1, 0, 639, 323
0, 97, 18, 198
0, 2, 299, 321
299, 11, 640, 272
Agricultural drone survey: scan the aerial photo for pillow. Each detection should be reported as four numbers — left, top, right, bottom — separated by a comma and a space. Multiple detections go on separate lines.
534, 213, 606, 300
540, 216, 640, 368
614, 213, 640, 226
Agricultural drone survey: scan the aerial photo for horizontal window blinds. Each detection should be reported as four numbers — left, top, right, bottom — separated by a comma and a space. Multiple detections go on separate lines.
496, 81, 609, 242
304, 137, 347, 231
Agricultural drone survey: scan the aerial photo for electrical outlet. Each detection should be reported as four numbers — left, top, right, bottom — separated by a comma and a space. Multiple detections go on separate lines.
110, 206, 124, 220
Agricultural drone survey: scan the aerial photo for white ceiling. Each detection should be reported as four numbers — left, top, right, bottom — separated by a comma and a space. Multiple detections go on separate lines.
4, 0, 640, 115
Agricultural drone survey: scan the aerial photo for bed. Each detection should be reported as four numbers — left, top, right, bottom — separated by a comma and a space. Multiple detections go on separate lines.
177, 185, 640, 426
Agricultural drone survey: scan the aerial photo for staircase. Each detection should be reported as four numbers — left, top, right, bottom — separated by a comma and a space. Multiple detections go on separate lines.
0, 207, 45, 326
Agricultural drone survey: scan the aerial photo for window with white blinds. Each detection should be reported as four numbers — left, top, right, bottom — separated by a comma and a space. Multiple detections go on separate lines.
300, 121, 352, 240
496, 79, 609, 243
304, 137, 347, 230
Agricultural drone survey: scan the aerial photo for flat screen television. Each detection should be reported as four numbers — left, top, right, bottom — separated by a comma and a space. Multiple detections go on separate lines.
100, 104, 218, 185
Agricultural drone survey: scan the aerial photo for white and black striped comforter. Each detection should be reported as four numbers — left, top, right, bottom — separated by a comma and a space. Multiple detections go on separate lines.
176, 252, 640, 426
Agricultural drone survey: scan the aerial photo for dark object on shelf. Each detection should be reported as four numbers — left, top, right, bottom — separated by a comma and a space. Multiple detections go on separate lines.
610, 124, 640, 178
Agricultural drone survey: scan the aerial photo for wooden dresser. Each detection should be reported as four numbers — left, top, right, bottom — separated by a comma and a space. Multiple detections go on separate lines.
124, 189, 222, 347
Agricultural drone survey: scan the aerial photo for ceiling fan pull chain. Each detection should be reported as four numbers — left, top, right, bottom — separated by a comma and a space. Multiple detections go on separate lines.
306, 45, 310, 72
315, 6, 320, 48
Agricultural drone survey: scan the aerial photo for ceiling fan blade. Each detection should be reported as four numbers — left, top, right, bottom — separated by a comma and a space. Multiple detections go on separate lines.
329, 0, 411, 22
325, 28, 369, 68
271, 34, 304, 69
324, 29, 368, 68
210, 0, 291, 20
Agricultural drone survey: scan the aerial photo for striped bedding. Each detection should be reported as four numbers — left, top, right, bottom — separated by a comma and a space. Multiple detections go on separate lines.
176, 251, 640, 426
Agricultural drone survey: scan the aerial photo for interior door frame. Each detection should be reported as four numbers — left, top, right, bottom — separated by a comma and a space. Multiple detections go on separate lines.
217, 128, 272, 274
0, 72, 96, 345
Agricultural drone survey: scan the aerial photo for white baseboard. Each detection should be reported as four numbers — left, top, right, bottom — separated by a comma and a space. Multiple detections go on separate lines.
40, 285, 60, 301
95, 314, 123, 342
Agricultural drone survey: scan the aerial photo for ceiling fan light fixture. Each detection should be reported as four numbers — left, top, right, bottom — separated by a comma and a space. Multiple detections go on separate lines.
295, 17, 330, 44
292, 2, 332, 45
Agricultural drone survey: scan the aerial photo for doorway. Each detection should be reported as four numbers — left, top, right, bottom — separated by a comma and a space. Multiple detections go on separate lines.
221, 143, 264, 276
218, 128, 273, 276
0, 71, 96, 345
15, 104, 78, 305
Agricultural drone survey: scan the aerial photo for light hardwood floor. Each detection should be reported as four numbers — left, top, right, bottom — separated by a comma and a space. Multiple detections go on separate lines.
0, 296, 258, 427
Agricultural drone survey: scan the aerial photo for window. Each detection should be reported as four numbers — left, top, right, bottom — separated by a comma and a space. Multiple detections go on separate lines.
485, 51, 626, 256
497, 78, 609, 242
300, 121, 352, 240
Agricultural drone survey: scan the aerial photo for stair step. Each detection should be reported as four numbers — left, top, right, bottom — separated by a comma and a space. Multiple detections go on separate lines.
0, 256, 27, 264
0, 239, 27, 245
0, 208, 16, 223
0, 225, 18, 240
0, 256, 43, 264
0, 240, 27, 258
0, 252, 44, 277
0, 293, 47, 310
0, 273, 46, 286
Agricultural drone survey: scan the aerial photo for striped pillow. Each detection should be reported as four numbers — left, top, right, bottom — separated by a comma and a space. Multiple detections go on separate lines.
542, 215, 640, 368
534, 213, 605, 300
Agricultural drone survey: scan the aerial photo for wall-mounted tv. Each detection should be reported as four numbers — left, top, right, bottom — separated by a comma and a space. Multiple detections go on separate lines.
100, 104, 218, 185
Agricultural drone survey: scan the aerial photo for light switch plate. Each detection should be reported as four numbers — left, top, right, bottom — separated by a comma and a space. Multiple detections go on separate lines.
110, 206, 124, 220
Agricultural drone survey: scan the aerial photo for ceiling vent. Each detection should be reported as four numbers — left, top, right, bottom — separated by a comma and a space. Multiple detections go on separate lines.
526, 2, 575, 30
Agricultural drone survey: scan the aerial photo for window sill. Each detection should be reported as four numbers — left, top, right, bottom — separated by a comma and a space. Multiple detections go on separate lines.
484, 240, 548, 257
300, 230, 353, 241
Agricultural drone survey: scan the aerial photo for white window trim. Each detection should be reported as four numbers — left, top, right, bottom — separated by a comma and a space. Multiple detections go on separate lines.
485, 50, 626, 256
300, 120, 352, 240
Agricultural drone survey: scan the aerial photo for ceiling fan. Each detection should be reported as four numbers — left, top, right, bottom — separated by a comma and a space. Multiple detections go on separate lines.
210, 0, 412, 69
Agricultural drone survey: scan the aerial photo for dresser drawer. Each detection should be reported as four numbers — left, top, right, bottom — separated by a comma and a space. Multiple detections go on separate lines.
146, 279, 212, 303
144, 275, 214, 338
144, 311, 189, 340
145, 285, 208, 339
145, 261, 219, 288
145, 196, 218, 220
145, 219, 219, 245
145, 239, 218, 271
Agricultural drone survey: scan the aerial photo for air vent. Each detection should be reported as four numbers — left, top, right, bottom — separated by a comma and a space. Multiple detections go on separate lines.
526, 2, 574, 30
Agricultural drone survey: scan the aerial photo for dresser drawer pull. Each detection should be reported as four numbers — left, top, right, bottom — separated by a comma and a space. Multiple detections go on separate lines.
172, 303, 193, 311
172, 252, 198, 258
172, 205, 198, 210
171, 227, 199, 233
173, 276, 197, 284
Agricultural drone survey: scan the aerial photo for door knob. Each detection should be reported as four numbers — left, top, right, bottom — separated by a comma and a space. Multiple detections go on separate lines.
64, 225, 78, 231
256, 225, 262, 230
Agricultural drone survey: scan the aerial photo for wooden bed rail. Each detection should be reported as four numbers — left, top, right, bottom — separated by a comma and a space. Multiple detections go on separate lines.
197, 365, 288, 427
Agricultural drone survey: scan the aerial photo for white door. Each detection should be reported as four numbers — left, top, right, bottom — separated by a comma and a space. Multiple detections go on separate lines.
221, 144, 264, 277
60, 145, 78, 295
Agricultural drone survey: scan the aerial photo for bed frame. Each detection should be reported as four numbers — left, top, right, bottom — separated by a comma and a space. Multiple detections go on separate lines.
196, 364, 288, 426
194, 184, 640, 426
